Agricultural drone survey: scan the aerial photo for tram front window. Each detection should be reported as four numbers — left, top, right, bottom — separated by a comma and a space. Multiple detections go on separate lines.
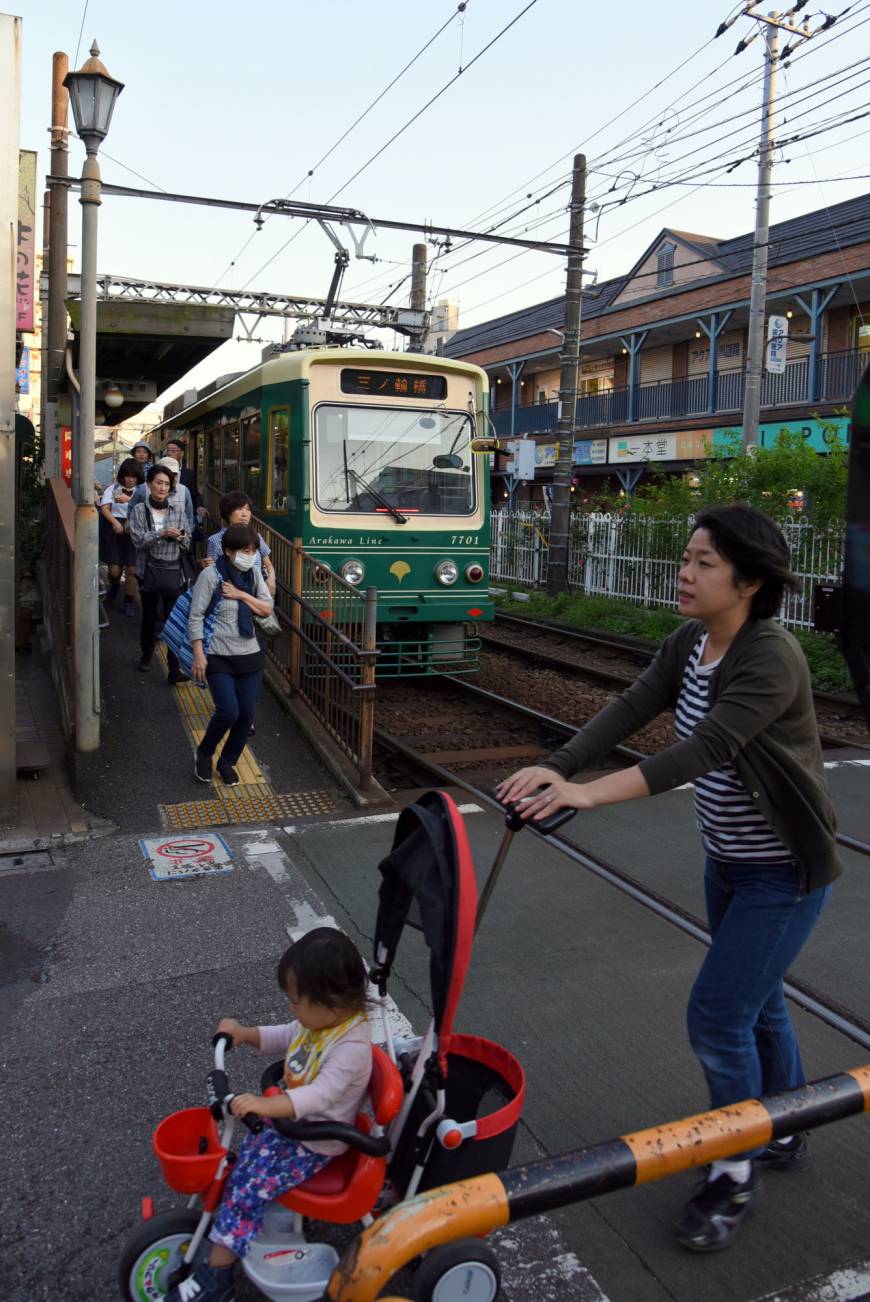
314, 404, 475, 516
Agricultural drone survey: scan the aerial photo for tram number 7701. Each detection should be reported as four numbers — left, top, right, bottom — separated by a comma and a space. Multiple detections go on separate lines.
451, 535, 480, 545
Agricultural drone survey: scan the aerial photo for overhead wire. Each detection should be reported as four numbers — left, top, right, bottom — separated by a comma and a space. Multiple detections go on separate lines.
238, 0, 542, 292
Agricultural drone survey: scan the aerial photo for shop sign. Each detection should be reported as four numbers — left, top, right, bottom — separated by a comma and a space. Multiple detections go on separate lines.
16, 346, 29, 394
61, 427, 73, 489
609, 431, 713, 463
17, 150, 37, 332
573, 438, 608, 465
535, 442, 558, 468
712, 417, 849, 454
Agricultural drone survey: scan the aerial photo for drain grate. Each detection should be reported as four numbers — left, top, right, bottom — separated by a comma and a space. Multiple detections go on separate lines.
159, 789, 336, 830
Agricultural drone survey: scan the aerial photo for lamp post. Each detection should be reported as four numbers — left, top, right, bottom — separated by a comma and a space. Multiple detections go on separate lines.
63, 42, 123, 752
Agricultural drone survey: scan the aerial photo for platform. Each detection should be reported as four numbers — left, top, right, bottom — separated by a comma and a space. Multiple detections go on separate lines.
72, 593, 348, 832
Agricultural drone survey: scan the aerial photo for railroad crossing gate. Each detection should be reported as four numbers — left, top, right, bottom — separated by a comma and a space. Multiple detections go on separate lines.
140, 833, 235, 881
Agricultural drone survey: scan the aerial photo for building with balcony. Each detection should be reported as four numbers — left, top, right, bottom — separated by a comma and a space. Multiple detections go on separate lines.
444, 192, 870, 498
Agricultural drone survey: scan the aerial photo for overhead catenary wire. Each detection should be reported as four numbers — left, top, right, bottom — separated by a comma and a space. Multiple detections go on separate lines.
209, 3, 471, 287
238, 0, 542, 292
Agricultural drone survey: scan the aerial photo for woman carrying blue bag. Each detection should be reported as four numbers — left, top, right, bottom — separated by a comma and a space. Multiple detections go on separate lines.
188, 523, 274, 787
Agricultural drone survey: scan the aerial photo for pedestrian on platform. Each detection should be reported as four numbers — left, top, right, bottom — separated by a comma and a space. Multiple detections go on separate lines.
130, 441, 152, 472
497, 504, 842, 1254
99, 456, 143, 614
128, 465, 192, 684
205, 490, 277, 596
165, 927, 371, 1302
189, 522, 273, 786
164, 437, 207, 533
129, 455, 195, 536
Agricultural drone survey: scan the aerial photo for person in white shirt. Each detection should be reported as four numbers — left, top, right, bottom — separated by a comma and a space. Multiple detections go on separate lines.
99, 457, 144, 615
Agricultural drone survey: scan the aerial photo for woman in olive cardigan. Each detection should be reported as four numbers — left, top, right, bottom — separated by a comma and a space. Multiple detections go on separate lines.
498, 504, 841, 1254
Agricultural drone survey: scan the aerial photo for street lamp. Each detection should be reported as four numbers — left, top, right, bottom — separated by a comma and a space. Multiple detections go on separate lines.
63, 42, 123, 753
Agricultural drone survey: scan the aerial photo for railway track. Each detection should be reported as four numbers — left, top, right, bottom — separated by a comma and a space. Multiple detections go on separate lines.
375, 674, 870, 1054
485, 611, 870, 750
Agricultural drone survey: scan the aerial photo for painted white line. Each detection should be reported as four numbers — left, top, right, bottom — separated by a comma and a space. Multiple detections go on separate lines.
243, 840, 282, 856
824, 758, 870, 768
751, 1258, 870, 1301
283, 803, 484, 835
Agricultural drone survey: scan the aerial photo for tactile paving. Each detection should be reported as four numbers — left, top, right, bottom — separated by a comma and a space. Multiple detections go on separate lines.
159, 789, 336, 830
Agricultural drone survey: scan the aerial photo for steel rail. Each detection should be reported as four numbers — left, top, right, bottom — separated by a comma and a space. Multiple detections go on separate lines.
375, 678, 870, 1051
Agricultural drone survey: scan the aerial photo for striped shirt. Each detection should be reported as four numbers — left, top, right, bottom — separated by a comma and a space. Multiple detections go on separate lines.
675, 634, 793, 863
128, 499, 191, 582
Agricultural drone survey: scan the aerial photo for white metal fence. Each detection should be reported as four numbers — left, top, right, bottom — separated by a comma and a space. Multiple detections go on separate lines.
490, 510, 844, 632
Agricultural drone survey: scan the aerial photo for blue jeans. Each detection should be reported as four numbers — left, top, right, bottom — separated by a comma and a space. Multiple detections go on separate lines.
200, 670, 262, 767
686, 856, 831, 1153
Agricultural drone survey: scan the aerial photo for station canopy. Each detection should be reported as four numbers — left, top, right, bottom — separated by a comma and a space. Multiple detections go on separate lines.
64, 280, 235, 425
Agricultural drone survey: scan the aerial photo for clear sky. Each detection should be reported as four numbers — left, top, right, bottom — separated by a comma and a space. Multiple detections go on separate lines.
13, 0, 870, 405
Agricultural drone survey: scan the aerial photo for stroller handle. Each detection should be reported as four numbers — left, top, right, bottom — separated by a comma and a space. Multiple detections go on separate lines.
501, 798, 576, 836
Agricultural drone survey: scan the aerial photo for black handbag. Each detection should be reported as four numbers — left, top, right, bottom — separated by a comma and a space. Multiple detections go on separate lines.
141, 505, 185, 596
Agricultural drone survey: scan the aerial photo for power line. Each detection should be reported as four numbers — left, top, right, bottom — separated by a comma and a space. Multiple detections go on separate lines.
239, 0, 542, 291
209, 4, 470, 287
73, 0, 89, 67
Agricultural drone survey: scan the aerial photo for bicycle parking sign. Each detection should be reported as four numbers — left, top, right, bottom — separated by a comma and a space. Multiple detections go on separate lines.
140, 833, 235, 881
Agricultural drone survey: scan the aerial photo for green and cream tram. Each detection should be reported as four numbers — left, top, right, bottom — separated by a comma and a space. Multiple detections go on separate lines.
156, 348, 493, 675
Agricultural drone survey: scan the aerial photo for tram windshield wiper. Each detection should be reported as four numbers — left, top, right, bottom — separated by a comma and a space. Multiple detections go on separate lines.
347, 467, 408, 524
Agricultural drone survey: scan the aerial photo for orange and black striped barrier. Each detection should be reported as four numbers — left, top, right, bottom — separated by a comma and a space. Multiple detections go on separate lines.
326, 1064, 869, 1302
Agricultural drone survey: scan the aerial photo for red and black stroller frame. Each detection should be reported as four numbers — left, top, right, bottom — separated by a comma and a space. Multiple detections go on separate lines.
371, 788, 571, 1203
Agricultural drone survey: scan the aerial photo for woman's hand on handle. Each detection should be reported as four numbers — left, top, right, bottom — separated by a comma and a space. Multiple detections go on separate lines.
497, 765, 562, 806
514, 775, 597, 822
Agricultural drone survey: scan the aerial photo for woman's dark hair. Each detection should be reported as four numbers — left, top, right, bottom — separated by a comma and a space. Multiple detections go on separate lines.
692, 504, 799, 620
277, 927, 368, 1014
146, 464, 172, 485
117, 457, 144, 484
219, 490, 254, 523
222, 522, 258, 555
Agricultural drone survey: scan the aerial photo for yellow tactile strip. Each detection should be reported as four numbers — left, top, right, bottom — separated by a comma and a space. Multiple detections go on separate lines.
159, 789, 336, 831
155, 644, 335, 828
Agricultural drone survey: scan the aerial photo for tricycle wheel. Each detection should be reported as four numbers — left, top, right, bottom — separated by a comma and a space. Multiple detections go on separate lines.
414, 1237, 501, 1302
118, 1208, 202, 1301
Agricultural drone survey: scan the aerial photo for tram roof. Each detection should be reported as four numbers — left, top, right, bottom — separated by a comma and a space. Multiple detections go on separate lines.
154, 348, 488, 432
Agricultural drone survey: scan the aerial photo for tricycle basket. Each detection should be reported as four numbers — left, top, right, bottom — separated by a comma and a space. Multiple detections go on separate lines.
153, 1106, 227, 1195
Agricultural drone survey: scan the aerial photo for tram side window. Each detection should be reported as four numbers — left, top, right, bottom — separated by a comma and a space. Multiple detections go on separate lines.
206, 426, 222, 490
268, 408, 290, 511
223, 421, 240, 491
241, 415, 262, 501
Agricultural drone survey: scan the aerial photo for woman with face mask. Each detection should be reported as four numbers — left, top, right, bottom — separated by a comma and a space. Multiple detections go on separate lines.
187, 522, 274, 787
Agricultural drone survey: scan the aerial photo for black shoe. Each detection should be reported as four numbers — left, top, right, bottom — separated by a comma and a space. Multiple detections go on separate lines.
167, 670, 191, 685
217, 764, 240, 787
756, 1133, 810, 1171
675, 1166, 759, 1252
138, 653, 153, 672
195, 751, 213, 783
166, 1260, 234, 1302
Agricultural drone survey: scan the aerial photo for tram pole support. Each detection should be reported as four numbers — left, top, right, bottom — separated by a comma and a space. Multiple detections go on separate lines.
408, 243, 427, 353
546, 154, 586, 596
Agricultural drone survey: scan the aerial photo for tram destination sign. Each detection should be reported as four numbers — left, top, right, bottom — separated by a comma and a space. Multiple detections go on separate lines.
340, 368, 447, 400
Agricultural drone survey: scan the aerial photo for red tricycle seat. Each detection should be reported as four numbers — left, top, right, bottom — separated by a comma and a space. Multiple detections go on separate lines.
278, 1044, 403, 1224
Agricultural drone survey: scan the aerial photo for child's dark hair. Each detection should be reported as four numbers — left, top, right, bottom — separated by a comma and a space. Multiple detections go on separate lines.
219, 489, 254, 523
117, 457, 144, 484
693, 504, 799, 620
277, 927, 368, 1014
222, 522, 258, 555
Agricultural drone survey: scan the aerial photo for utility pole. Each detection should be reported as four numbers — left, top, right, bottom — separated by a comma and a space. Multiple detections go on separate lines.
715, 4, 841, 450
546, 153, 586, 596
42, 52, 69, 478
742, 18, 778, 452
409, 243, 427, 353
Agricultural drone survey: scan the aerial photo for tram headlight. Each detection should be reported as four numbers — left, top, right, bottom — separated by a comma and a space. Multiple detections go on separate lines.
435, 560, 459, 586
464, 563, 485, 583
340, 559, 365, 586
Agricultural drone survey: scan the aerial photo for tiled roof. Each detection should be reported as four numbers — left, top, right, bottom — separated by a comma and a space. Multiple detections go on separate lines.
445, 191, 870, 357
